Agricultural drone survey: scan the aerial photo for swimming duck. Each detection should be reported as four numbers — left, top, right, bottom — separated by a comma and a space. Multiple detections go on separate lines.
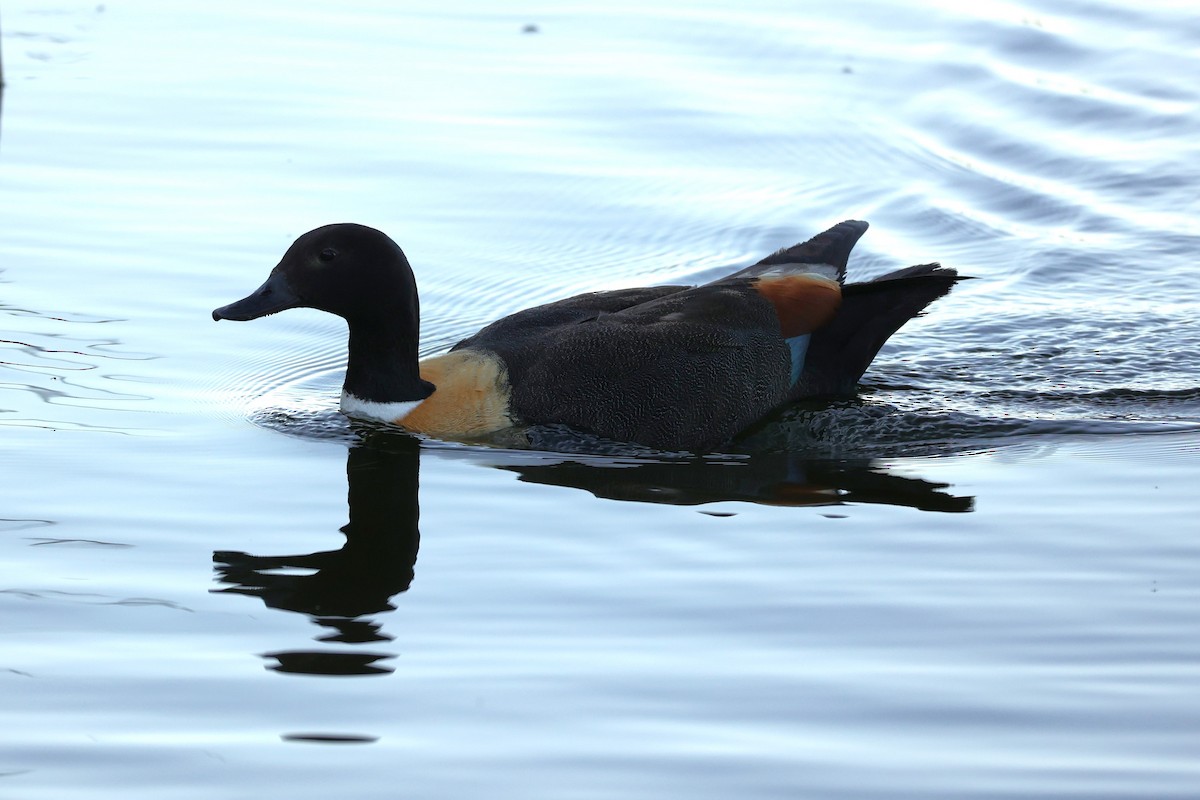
213, 220, 959, 451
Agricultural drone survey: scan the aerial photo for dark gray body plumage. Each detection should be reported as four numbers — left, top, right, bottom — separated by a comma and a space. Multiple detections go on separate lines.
453, 282, 792, 451
454, 268, 960, 451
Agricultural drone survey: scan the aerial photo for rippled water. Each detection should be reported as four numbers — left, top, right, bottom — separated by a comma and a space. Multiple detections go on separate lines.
3, 1, 1200, 798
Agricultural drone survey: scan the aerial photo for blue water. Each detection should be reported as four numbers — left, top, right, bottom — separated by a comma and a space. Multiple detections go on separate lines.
3, 2, 1200, 798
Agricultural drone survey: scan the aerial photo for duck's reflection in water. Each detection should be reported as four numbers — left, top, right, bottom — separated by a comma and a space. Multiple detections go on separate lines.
213, 438, 420, 676
495, 451, 972, 512
213, 429, 972, 676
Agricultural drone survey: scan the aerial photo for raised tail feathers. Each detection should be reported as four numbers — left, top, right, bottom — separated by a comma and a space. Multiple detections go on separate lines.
726, 220, 870, 282
792, 263, 961, 398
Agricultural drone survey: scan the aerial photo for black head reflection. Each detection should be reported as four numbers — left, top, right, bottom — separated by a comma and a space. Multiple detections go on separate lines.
213, 436, 420, 676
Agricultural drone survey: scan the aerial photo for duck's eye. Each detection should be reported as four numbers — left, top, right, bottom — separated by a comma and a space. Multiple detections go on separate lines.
318, 248, 338, 263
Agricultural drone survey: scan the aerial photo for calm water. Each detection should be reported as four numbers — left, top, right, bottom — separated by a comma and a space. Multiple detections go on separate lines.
3, 1, 1200, 798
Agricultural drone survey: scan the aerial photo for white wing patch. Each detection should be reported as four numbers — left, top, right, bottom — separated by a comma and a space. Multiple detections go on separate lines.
754, 262, 840, 282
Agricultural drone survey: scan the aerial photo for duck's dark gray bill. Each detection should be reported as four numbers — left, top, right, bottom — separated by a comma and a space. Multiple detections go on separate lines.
212, 271, 300, 321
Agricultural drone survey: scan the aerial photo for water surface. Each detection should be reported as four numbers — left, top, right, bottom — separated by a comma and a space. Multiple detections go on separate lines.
2, 2, 1199, 798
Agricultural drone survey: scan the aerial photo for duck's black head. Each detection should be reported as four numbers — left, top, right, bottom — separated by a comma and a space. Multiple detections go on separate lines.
212, 223, 420, 327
